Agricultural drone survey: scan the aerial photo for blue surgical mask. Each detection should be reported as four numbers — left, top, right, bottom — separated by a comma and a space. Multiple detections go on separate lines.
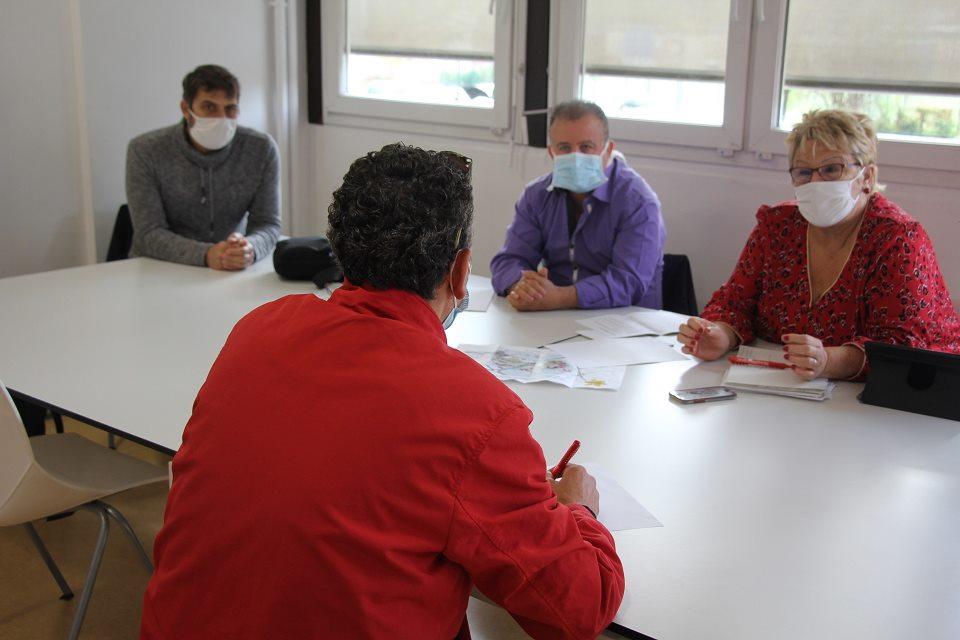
442, 291, 470, 330
549, 151, 608, 193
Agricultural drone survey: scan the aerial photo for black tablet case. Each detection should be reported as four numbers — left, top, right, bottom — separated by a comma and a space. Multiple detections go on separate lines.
860, 342, 960, 422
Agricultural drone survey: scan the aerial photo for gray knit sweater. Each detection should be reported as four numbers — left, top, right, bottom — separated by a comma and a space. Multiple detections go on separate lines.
125, 122, 281, 266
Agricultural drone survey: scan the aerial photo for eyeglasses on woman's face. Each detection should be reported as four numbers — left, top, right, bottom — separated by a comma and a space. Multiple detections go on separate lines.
788, 161, 861, 186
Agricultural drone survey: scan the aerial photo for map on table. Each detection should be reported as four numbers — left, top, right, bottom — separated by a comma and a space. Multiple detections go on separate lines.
458, 344, 626, 391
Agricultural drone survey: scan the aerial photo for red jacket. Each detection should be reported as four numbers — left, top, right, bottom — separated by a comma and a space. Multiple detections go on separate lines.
141, 285, 624, 639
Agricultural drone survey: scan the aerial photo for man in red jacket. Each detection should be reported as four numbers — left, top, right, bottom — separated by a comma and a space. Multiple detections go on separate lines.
141, 144, 625, 639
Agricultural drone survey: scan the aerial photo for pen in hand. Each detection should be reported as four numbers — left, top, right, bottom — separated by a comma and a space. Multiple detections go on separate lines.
550, 440, 581, 479
727, 355, 791, 369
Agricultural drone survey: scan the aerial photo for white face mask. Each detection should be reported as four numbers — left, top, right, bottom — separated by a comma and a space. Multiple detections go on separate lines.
188, 110, 237, 150
795, 168, 865, 228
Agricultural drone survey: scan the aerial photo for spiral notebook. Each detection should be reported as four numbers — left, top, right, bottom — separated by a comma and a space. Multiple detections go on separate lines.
721, 345, 835, 401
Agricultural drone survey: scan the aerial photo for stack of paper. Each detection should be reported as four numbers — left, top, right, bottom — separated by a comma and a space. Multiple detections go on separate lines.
722, 346, 835, 401
576, 309, 690, 339
458, 344, 626, 391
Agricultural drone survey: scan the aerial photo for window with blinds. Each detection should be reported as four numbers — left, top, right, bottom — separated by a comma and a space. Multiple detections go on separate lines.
581, 0, 731, 126
345, 0, 496, 108
780, 1, 960, 141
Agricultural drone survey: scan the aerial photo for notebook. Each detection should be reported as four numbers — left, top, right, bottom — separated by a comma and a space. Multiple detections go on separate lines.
722, 345, 835, 401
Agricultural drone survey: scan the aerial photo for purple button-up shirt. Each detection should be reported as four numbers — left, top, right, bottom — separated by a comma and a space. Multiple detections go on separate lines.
490, 156, 665, 309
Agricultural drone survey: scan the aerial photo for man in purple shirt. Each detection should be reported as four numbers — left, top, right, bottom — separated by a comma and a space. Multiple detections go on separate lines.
490, 101, 665, 310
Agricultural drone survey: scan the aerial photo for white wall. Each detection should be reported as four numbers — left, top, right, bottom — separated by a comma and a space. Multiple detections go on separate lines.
303, 125, 960, 307
0, 2, 91, 278
0, 1, 278, 278
78, 0, 275, 261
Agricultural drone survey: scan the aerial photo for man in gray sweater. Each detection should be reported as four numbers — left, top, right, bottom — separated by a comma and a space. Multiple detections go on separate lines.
126, 64, 280, 269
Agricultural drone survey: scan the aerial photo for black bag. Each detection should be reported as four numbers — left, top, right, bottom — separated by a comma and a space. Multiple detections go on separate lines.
273, 236, 343, 285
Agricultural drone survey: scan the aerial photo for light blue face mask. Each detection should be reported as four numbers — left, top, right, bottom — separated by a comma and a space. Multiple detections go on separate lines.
549, 151, 608, 193
442, 291, 470, 330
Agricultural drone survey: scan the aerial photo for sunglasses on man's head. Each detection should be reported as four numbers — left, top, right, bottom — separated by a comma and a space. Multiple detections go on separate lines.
439, 151, 472, 176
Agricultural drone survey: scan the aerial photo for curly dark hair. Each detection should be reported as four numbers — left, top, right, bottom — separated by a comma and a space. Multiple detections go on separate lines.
327, 143, 473, 299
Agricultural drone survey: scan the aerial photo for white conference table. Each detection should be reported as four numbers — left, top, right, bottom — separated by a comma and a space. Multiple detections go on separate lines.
2, 257, 959, 640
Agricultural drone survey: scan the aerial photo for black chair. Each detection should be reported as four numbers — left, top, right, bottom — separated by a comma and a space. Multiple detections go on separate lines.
106, 204, 133, 262
104, 204, 135, 449
12, 395, 63, 438
662, 254, 698, 316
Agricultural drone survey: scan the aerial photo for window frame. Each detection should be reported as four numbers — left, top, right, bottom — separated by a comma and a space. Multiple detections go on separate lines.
551, 0, 754, 152
320, 0, 515, 137
747, 0, 960, 172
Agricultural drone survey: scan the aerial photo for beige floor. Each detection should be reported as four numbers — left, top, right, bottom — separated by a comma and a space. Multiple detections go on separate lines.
0, 419, 622, 639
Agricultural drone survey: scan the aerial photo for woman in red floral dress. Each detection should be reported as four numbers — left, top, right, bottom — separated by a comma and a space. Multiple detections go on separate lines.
678, 110, 960, 380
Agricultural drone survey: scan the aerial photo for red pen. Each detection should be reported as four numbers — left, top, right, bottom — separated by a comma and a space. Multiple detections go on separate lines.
550, 440, 581, 479
727, 355, 791, 369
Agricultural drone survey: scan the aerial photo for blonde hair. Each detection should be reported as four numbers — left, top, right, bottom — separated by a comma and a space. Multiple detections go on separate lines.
787, 110, 880, 191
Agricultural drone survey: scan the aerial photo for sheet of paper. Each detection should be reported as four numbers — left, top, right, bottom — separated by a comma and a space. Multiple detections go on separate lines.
576, 314, 657, 339
548, 337, 688, 368
466, 285, 494, 312
576, 309, 690, 339
582, 464, 662, 532
324, 282, 343, 296
629, 309, 690, 335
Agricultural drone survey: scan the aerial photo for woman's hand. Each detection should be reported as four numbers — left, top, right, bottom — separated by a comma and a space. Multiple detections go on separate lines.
781, 334, 828, 380
678, 317, 738, 361
782, 334, 866, 380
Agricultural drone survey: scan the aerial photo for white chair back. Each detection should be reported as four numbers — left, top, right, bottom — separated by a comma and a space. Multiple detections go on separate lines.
0, 381, 97, 526
0, 382, 35, 516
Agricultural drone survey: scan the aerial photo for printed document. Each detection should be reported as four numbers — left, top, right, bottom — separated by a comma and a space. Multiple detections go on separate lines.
548, 336, 688, 368
576, 309, 690, 339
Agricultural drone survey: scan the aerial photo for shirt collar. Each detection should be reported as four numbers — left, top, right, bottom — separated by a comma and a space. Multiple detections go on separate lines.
328, 281, 446, 342
590, 154, 620, 203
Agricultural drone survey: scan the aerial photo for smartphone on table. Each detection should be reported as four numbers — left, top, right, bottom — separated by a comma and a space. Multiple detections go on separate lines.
669, 386, 737, 404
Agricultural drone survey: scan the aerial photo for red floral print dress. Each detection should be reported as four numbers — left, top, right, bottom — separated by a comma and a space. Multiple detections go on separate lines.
702, 193, 960, 378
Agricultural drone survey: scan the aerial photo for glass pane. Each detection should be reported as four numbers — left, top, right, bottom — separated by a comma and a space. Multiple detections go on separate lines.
581, 0, 731, 126
346, 0, 495, 108
780, 1, 960, 142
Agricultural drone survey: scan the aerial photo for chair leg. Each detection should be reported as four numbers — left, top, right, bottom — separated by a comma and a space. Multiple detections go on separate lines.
52, 411, 65, 434
100, 501, 153, 572
23, 523, 74, 600
67, 504, 111, 640
107, 433, 118, 449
